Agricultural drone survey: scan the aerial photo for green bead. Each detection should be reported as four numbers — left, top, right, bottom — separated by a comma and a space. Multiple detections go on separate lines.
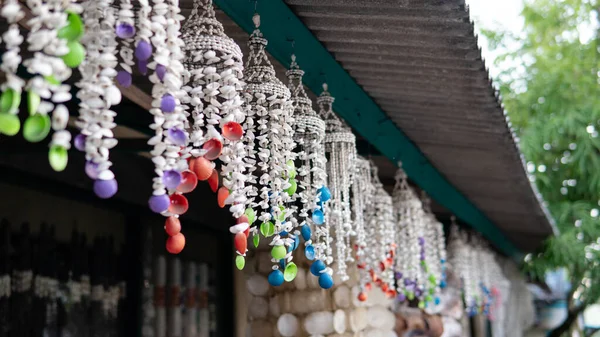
27, 90, 40, 115
0, 113, 20, 136
23, 114, 51, 142
425, 295, 433, 302
428, 274, 436, 283
418, 301, 425, 309
252, 234, 260, 248
260, 221, 275, 237
285, 179, 297, 196
283, 262, 298, 282
0, 88, 20, 114
235, 256, 245, 270
278, 206, 286, 222
407, 291, 415, 301
62, 41, 85, 68
271, 245, 287, 260
48, 145, 68, 172
57, 11, 84, 41
245, 208, 256, 224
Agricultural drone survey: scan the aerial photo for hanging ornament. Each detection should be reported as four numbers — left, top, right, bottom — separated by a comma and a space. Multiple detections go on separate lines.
317, 83, 356, 282
21, 0, 85, 170
75, 0, 120, 197
287, 54, 331, 289
0, 0, 25, 137
242, 13, 297, 274
114, 0, 136, 87
182, 0, 247, 254
353, 156, 372, 301
420, 193, 446, 304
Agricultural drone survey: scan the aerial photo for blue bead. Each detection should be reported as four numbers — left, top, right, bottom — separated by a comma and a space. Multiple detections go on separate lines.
280, 231, 288, 237
310, 260, 326, 276
268, 270, 284, 286
301, 224, 312, 241
318, 273, 334, 289
440, 259, 446, 263
439, 280, 447, 289
318, 186, 331, 202
434, 297, 441, 305
279, 259, 286, 269
288, 235, 299, 252
305, 245, 315, 260
312, 209, 324, 225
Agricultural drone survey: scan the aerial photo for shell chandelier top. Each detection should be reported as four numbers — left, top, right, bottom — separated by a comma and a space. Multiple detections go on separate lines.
241, 13, 299, 282
181, 0, 247, 256
317, 83, 356, 282
287, 55, 333, 289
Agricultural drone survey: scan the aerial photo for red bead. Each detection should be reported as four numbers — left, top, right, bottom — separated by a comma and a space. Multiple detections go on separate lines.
381, 283, 389, 292
166, 233, 185, 254
176, 170, 198, 193
165, 216, 181, 236
222, 121, 243, 141
208, 169, 219, 192
386, 290, 396, 298
169, 193, 189, 215
234, 232, 247, 254
365, 282, 372, 291
237, 215, 249, 224
217, 187, 229, 208
190, 157, 213, 181
358, 292, 368, 302
202, 139, 223, 160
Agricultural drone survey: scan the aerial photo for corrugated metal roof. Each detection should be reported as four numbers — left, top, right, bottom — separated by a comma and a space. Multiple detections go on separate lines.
280, 0, 555, 251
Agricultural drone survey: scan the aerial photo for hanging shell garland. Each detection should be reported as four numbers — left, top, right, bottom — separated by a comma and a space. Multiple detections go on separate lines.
182, 0, 247, 255
114, 0, 136, 87
75, 0, 120, 198
242, 14, 298, 279
317, 83, 356, 282
353, 156, 372, 302
287, 54, 332, 289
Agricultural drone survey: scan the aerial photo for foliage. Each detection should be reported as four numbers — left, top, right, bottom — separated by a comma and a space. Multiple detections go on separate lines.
480, 0, 600, 332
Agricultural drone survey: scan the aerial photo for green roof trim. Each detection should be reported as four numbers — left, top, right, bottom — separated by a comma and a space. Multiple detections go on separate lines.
215, 0, 521, 259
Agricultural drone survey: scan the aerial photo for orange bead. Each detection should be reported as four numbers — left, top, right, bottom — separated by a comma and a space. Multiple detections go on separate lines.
166, 233, 185, 254
222, 121, 243, 141
203, 139, 223, 160
165, 216, 181, 236
237, 215, 249, 224
190, 157, 213, 181
208, 169, 219, 192
176, 170, 198, 193
234, 232, 247, 254
386, 289, 396, 298
358, 292, 368, 302
217, 187, 229, 208
365, 282, 372, 291
169, 193, 189, 215
381, 283, 389, 292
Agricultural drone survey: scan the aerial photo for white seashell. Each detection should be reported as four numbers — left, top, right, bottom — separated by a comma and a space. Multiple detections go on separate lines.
97, 170, 115, 181
105, 86, 122, 105
51, 105, 69, 130
229, 223, 249, 234
277, 314, 299, 337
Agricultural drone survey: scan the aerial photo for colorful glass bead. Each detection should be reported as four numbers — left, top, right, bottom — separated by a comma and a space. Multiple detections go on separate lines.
94, 178, 118, 199
149, 194, 170, 213
268, 270, 284, 286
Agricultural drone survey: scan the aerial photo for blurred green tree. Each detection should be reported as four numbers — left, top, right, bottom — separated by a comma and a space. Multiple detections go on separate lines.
480, 0, 600, 335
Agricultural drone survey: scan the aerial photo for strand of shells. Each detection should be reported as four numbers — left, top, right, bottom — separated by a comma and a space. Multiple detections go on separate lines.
287, 54, 333, 289
23, 0, 79, 169
114, 0, 136, 87
0, 0, 25, 118
317, 83, 357, 282
242, 14, 298, 276
76, 0, 121, 199
353, 157, 372, 301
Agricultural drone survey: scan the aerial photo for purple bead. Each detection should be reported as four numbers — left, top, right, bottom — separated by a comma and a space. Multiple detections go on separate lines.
116, 23, 136, 39
406, 283, 415, 291
415, 288, 423, 297
167, 127, 187, 146
403, 278, 412, 286
135, 40, 152, 61
148, 194, 170, 213
116, 70, 132, 87
74, 134, 86, 152
420, 252, 426, 260
93, 179, 118, 199
137, 60, 148, 75
156, 64, 167, 81
85, 161, 99, 179
161, 94, 176, 113
395, 272, 403, 280
163, 170, 182, 190
418, 237, 425, 246
396, 293, 406, 302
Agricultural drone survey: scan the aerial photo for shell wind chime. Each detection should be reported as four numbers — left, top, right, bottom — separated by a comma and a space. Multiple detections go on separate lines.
287, 55, 333, 289
180, 0, 247, 255
242, 13, 299, 282
317, 83, 357, 282
0, 0, 85, 170
353, 156, 372, 302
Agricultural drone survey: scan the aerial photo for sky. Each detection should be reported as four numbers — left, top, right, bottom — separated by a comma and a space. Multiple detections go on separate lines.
465, 0, 524, 76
